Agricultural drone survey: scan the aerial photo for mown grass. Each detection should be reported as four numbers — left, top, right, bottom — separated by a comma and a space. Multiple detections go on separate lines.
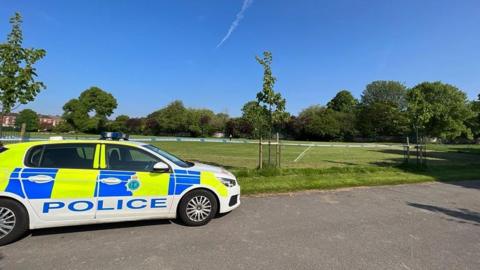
150, 141, 480, 195
27, 135, 480, 194
234, 165, 480, 195
152, 141, 411, 169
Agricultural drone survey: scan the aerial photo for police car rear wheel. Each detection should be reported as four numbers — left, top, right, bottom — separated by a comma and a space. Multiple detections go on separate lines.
0, 199, 28, 246
179, 190, 217, 226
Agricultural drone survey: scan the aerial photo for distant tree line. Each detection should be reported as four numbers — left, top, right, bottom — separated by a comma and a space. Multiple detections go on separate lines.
231, 80, 479, 143
55, 92, 230, 138
52, 80, 480, 144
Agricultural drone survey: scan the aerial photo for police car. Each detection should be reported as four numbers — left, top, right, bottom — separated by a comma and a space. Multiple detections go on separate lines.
0, 133, 240, 245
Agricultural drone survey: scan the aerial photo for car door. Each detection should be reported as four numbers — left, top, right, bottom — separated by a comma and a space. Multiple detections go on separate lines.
95, 143, 174, 219
22, 143, 99, 221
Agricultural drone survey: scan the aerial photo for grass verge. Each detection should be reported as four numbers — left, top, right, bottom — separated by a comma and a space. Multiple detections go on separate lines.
235, 165, 480, 195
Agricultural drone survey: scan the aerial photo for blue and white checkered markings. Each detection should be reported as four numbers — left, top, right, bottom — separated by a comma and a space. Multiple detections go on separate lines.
5, 168, 24, 198
170, 170, 201, 195
7, 168, 59, 199
96, 171, 135, 197
5, 168, 202, 200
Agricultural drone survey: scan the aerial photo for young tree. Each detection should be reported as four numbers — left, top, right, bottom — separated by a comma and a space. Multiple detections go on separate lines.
241, 100, 269, 139
0, 13, 46, 132
15, 109, 39, 131
255, 51, 287, 139
327, 90, 358, 113
407, 82, 474, 141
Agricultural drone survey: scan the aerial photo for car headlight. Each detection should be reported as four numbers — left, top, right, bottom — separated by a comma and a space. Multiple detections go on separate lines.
219, 177, 237, 187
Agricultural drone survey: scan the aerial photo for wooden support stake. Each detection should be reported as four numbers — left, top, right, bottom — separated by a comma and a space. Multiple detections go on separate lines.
406, 137, 410, 163
278, 135, 282, 168
276, 133, 280, 168
258, 137, 263, 169
268, 137, 271, 166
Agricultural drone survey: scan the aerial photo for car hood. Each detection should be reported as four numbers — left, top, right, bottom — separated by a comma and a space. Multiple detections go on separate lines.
190, 162, 235, 178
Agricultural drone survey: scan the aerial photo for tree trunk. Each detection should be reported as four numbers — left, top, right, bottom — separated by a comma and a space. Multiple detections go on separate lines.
20, 123, 26, 142
0, 111, 4, 146
0, 111, 4, 135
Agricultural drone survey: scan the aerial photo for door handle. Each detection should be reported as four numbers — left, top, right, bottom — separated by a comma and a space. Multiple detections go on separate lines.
100, 177, 122, 185
27, 175, 54, 184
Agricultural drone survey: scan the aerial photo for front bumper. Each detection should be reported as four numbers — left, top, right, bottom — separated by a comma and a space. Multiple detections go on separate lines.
219, 184, 241, 213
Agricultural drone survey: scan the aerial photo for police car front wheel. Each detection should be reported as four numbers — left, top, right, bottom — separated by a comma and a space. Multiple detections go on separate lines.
0, 199, 28, 246
178, 190, 218, 226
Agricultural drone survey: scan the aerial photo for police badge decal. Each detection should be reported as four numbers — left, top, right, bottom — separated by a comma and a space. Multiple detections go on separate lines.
126, 175, 141, 192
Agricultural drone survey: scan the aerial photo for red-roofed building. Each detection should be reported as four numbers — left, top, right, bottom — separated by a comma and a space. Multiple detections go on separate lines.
2, 113, 62, 130
1, 114, 17, 127
39, 115, 62, 128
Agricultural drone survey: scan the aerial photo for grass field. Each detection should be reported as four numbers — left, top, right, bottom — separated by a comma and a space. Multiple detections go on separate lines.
17, 134, 480, 194
150, 141, 480, 194
150, 141, 401, 169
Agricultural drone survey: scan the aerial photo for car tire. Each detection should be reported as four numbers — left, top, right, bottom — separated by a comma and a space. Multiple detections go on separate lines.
178, 189, 218, 226
0, 199, 29, 246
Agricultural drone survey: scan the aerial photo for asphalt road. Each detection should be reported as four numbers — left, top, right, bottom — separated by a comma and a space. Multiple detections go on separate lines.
1, 181, 480, 270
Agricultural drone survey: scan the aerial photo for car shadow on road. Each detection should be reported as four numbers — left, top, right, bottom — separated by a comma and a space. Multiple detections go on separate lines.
441, 180, 480, 190
29, 212, 231, 237
407, 202, 480, 226
30, 219, 176, 237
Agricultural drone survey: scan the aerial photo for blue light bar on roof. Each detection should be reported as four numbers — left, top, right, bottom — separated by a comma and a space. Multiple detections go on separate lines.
100, 132, 129, 141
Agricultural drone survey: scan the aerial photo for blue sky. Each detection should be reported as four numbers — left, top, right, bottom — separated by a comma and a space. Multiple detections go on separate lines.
1, 0, 479, 117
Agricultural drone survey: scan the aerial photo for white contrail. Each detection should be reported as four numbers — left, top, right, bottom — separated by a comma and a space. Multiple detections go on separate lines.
216, 0, 254, 48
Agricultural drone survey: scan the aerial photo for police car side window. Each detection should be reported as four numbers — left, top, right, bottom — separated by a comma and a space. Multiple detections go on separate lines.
26, 144, 97, 169
106, 145, 159, 172
26, 146, 44, 167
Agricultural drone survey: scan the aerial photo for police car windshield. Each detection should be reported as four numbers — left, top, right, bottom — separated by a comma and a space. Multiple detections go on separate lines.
143, 144, 193, 168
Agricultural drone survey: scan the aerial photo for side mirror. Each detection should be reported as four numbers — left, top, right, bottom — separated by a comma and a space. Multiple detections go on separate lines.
153, 162, 170, 173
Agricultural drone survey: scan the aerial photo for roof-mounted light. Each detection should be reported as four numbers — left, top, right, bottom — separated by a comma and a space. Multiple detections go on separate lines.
100, 132, 129, 141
